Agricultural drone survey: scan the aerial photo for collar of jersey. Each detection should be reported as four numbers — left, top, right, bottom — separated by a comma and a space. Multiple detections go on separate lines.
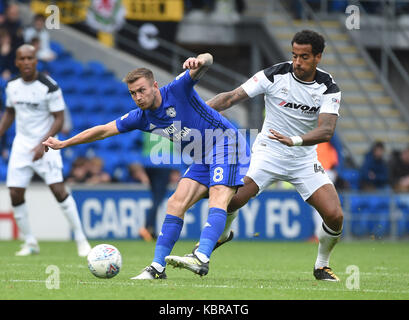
21, 73, 39, 85
291, 72, 316, 85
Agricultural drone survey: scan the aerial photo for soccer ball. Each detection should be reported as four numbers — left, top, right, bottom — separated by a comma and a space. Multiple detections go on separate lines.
87, 244, 122, 279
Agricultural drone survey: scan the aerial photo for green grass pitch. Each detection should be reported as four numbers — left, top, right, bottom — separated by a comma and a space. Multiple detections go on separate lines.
1, 239, 409, 300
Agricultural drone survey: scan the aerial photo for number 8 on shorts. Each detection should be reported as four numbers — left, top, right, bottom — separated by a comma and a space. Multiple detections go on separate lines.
212, 167, 224, 183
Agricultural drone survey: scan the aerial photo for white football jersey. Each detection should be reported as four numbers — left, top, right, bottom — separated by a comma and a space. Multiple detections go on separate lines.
5, 72, 65, 150
241, 61, 341, 159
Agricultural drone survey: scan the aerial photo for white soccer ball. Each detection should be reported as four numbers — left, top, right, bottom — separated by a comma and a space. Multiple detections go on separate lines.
87, 244, 122, 279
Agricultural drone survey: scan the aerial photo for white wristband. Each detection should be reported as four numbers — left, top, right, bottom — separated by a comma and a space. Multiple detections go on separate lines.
290, 136, 303, 146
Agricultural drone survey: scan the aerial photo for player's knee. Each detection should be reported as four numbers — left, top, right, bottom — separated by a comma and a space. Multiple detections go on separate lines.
50, 183, 68, 202
167, 195, 189, 217
325, 207, 343, 231
227, 185, 257, 213
9, 189, 25, 206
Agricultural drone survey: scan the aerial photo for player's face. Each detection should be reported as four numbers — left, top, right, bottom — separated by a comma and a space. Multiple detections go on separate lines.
292, 43, 321, 82
128, 77, 158, 110
15, 48, 37, 80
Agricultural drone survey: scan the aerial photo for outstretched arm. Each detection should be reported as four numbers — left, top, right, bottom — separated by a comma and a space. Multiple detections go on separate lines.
183, 53, 213, 81
206, 86, 249, 112
43, 120, 120, 150
268, 113, 338, 146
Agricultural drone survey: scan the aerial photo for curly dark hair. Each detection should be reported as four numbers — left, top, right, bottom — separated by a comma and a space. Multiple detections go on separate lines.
291, 30, 325, 55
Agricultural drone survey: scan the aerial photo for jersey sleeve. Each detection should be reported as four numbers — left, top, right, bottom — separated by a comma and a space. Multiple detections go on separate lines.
240, 70, 270, 98
115, 108, 145, 133
320, 84, 341, 115
47, 88, 65, 112
167, 70, 198, 96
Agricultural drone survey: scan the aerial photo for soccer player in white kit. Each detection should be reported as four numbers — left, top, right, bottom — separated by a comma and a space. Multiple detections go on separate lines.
0, 44, 91, 257
203, 30, 344, 281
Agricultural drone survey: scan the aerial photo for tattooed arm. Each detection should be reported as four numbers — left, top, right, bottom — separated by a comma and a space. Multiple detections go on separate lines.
206, 86, 250, 112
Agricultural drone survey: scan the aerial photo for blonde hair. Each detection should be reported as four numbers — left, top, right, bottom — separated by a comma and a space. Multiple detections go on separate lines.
122, 68, 154, 84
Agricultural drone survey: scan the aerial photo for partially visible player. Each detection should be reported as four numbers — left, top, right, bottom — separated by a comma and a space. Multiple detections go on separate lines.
0, 45, 91, 257
187, 30, 343, 281
43, 53, 250, 279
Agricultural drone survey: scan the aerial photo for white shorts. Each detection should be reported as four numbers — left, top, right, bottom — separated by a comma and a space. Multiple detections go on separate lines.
246, 144, 333, 201
7, 148, 63, 188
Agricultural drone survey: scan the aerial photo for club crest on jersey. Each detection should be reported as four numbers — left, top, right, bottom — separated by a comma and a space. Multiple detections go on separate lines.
280, 87, 289, 95
311, 94, 321, 105
166, 107, 177, 118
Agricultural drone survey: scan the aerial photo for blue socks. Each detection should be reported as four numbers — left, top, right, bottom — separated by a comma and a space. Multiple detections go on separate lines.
196, 207, 227, 261
151, 208, 227, 268
152, 214, 183, 267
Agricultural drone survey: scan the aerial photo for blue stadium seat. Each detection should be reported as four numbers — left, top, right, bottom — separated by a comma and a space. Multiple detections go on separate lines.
49, 59, 83, 76
87, 98, 105, 114
80, 61, 115, 81
395, 196, 409, 237
115, 82, 130, 98
71, 114, 92, 131
339, 168, 360, 190
77, 80, 99, 95
50, 41, 65, 56
58, 78, 79, 94
62, 160, 72, 178
368, 196, 390, 237
349, 195, 371, 236
97, 79, 121, 95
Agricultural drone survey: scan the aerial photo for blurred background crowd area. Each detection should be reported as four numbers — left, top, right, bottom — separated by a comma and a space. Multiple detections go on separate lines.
1, 0, 409, 195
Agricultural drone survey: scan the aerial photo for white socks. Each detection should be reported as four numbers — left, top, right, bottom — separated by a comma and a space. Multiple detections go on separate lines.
219, 210, 238, 241
151, 262, 165, 272
312, 208, 323, 237
13, 202, 37, 245
315, 222, 342, 269
59, 195, 86, 243
194, 251, 209, 263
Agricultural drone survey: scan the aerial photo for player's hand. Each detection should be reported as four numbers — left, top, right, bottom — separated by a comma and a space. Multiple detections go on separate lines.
32, 143, 46, 161
183, 57, 205, 70
42, 137, 64, 151
268, 129, 293, 146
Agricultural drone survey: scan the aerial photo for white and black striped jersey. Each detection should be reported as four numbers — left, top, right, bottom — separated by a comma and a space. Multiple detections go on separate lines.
241, 61, 341, 159
5, 72, 65, 150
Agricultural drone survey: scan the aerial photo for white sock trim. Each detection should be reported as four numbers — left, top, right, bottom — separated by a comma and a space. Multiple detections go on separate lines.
151, 262, 165, 272
219, 210, 238, 241
195, 250, 210, 263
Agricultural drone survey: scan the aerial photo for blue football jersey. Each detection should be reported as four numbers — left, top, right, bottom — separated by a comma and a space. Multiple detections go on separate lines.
116, 70, 248, 166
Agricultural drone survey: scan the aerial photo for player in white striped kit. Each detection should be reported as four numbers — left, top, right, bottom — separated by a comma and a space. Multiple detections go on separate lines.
0, 45, 91, 256
200, 30, 343, 281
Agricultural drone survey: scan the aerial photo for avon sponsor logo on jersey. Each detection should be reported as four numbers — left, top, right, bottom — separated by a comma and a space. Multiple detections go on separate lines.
15, 101, 39, 108
278, 100, 320, 114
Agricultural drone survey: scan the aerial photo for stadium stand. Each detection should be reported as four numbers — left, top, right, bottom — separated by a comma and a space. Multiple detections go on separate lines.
1, 0, 409, 240
0, 39, 144, 183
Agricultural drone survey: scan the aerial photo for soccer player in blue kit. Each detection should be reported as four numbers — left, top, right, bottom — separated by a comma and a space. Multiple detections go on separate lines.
43, 53, 249, 279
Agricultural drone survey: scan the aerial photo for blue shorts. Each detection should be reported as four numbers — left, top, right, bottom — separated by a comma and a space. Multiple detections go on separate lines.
182, 162, 249, 188
182, 134, 250, 188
